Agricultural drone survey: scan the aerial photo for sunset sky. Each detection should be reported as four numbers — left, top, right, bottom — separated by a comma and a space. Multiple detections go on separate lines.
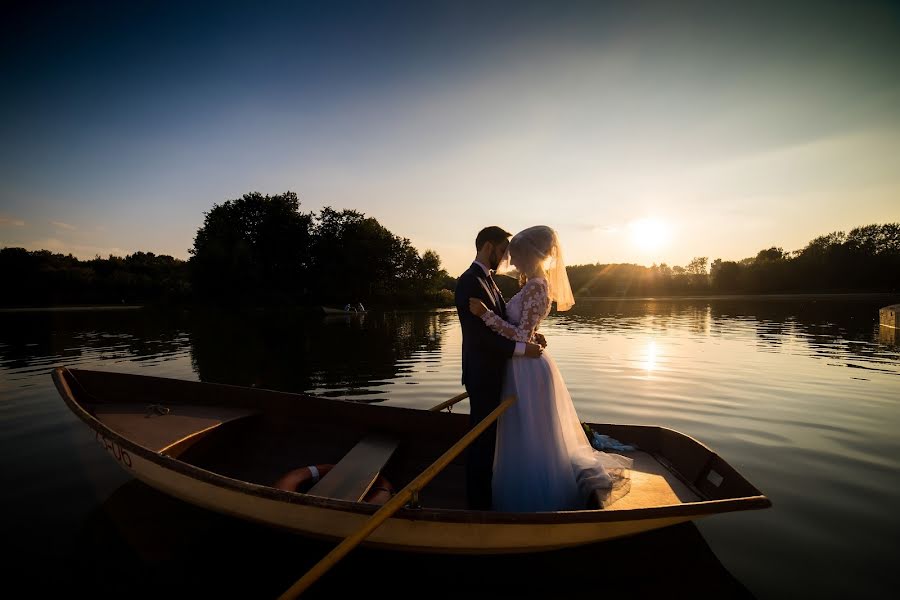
1, 1, 898, 276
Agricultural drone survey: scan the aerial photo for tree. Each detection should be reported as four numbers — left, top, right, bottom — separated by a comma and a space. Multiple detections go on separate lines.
417, 250, 444, 293
686, 257, 708, 275
306, 207, 450, 304
710, 259, 742, 291
309, 208, 396, 301
755, 247, 785, 263
189, 191, 313, 302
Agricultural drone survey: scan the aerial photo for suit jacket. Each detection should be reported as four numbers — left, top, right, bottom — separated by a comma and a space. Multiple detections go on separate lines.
455, 263, 517, 391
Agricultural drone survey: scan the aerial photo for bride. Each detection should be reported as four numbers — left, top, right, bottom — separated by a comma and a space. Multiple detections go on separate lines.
469, 225, 632, 512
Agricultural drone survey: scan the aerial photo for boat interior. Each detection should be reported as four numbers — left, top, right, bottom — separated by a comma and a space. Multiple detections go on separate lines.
61, 368, 767, 513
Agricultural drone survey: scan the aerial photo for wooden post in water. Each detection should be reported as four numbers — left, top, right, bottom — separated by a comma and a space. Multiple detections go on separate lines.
879, 304, 899, 329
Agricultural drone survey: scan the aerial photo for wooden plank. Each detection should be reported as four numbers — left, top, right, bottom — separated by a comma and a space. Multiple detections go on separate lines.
93, 403, 258, 453
591, 450, 701, 509
308, 433, 399, 502
279, 396, 516, 598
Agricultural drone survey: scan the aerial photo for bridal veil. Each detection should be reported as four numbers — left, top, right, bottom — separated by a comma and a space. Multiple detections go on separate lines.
499, 225, 575, 311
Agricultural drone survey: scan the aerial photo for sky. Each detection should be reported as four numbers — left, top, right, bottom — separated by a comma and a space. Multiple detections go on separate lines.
1, 0, 899, 275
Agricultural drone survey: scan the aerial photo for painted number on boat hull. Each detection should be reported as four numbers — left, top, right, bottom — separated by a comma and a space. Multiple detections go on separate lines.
96, 431, 133, 469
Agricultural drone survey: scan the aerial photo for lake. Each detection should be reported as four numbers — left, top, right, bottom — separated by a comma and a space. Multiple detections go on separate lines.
2, 295, 898, 598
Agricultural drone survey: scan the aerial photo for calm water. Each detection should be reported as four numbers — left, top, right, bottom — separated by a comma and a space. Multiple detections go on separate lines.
2, 296, 899, 598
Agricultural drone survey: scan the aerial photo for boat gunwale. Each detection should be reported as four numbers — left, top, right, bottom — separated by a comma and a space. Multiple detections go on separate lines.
52, 366, 772, 525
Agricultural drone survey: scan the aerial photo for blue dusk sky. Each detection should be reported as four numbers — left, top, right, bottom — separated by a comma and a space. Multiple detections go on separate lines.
1, 0, 899, 275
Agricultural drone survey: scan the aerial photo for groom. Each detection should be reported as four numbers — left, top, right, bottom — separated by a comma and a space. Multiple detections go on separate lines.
455, 226, 544, 510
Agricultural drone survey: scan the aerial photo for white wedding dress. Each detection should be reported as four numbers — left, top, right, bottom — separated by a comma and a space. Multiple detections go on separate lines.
482, 277, 633, 511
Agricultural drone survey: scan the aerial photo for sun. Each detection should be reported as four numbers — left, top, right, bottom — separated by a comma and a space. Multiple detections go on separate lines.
629, 219, 671, 252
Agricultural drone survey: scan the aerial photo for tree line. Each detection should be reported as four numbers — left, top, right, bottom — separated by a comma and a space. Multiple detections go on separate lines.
3, 197, 896, 307
1, 191, 453, 307
0, 248, 190, 306
564, 223, 899, 297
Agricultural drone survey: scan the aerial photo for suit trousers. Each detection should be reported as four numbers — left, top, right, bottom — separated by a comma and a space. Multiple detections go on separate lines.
465, 377, 503, 510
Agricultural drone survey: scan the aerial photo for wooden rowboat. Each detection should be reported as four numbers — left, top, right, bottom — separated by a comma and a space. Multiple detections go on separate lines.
52, 367, 771, 554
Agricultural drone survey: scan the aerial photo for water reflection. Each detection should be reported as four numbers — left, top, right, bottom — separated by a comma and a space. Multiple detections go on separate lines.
188, 309, 450, 399
639, 340, 659, 374
555, 295, 900, 372
2, 295, 899, 598
0, 308, 192, 379
59, 479, 754, 599
0, 308, 455, 401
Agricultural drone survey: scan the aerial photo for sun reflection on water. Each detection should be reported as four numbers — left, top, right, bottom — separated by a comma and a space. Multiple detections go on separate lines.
640, 339, 659, 373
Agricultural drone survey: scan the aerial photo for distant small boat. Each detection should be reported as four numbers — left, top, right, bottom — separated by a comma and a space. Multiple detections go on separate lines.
52, 367, 771, 553
321, 306, 367, 315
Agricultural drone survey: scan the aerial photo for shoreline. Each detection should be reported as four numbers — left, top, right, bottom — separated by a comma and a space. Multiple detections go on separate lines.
574, 292, 899, 302
1, 291, 897, 313
0, 305, 145, 313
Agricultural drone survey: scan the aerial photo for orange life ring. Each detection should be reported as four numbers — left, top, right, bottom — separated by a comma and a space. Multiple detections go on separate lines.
274, 464, 394, 505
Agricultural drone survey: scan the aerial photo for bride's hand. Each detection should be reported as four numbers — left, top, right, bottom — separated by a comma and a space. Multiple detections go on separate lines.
533, 332, 548, 348
469, 298, 488, 317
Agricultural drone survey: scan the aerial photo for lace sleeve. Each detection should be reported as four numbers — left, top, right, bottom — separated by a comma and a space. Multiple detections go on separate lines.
480, 279, 550, 343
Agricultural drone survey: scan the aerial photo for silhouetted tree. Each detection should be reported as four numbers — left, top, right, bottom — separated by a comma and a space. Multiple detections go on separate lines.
189, 191, 313, 303
307, 207, 451, 305
686, 257, 708, 275
710, 259, 741, 291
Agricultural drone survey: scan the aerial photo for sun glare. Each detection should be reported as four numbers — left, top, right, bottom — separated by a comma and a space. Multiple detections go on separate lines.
629, 219, 671, 252
640, 340, 659, 372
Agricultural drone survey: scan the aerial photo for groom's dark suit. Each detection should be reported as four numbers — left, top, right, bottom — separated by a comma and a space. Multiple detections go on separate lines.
455, 262, 517, 510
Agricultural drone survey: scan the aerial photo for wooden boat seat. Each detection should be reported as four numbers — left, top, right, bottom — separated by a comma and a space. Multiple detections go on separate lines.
308, 433, 399, 502
93, 403, 259, 455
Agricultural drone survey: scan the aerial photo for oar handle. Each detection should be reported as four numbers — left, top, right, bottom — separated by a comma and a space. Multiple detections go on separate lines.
428, 391, 469, 412
278, 394, 517, 599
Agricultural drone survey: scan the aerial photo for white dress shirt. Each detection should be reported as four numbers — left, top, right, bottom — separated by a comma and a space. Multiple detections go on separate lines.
473, 260, 526, 357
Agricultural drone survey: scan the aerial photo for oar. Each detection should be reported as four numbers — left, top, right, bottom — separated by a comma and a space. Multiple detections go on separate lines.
277, 394, 516, 599
428, 391, 469, 412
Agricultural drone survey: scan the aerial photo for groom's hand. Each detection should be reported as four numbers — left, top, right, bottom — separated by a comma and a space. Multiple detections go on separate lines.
468, 298, 488, 317
524, 342, 543, 358
533, 333, 548, 348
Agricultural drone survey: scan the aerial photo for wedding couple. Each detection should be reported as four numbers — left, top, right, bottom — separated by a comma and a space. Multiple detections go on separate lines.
455, 225, 632, 512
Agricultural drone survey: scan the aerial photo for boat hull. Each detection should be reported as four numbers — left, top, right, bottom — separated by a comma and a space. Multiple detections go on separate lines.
96, 428, 696, 553
60, 367, 771, 554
